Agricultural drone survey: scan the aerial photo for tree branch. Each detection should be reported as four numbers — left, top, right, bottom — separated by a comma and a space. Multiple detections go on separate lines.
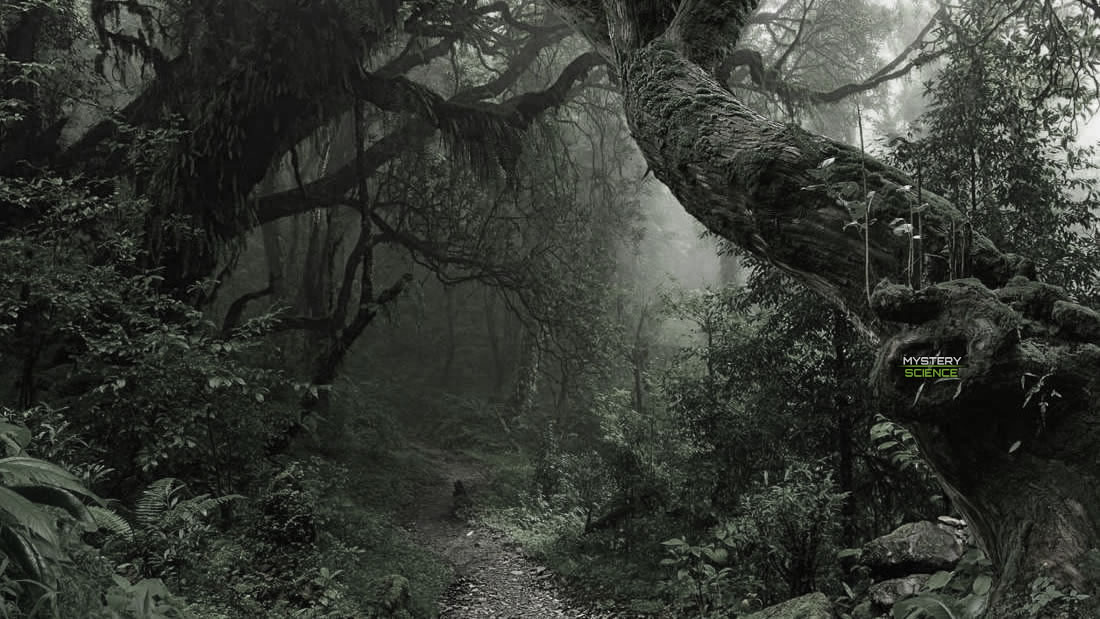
254, 52, 605, 226
719, 7, 947, 105
221, 284, 274, 336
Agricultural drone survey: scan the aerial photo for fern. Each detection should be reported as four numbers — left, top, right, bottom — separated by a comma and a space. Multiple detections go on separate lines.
163, 494, 243, 526
135, 477, 243, 530
129, 478, 244, 579
135, 477, 183, 529
89, 505, 134, 541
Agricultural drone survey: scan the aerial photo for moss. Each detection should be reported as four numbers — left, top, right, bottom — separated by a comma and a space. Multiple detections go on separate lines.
1051, 301, 1100, 343
871, 282, 945, 324
742, 592, 834, 619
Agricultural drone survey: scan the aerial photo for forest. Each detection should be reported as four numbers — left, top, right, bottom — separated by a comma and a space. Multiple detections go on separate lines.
2, 0, 1100, 617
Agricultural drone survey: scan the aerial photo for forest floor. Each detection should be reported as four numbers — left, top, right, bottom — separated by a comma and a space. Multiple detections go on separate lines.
403, 444, 628, 618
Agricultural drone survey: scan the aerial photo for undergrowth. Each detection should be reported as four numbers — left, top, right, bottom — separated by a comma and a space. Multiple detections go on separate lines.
471, 450, 671, 615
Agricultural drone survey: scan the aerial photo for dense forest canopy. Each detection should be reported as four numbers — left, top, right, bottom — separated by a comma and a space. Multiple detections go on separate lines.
2, 0, 1100, 617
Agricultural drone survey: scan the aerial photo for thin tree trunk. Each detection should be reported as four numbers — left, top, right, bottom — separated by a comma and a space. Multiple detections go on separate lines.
441, 286, 456, 387
484, 289, 506, 397
261, 221, 285, 298
833, 310, 856, 548
508, 326, 543, 422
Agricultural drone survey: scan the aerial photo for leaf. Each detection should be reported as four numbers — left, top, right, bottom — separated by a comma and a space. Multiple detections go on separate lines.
0, 423, 31, 452
9, 486, 92, 523
962, 592, 988, 617
842, 581, 856, 599
837, 548, 863, 560
90, 506, 134, 541
0, 457, 103, 504
892, 595, 956, 619
1008, 441, 1021, 454
819, 157, 836, 168
704, 547, 728, 564
0, 487, 60, 548
925, 570, 953, 590
972, 574, 992, 595
0, 526, 49, 582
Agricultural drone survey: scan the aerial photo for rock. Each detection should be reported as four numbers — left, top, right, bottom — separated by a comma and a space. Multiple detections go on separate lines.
742, 592, 834, 619
868, 573, 930, 609
850, 599, 882, 619
861, 521, 964, 577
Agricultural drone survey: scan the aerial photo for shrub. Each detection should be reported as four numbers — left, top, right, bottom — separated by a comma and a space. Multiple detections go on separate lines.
722, 463, 847, 603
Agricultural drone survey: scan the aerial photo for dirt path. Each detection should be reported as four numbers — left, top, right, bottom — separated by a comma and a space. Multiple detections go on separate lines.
403, 444, 622, 619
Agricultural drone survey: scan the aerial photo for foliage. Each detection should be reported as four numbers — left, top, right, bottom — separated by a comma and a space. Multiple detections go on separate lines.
3, 405, 114, 489
721, 464, 847, 603
659, 536, 736, 617
249, 462, 316, 556
1020, 575, 1091, 618
888, 0, 1100, 302
891, 549, 994, 619
102, 576, 191, 619
869, 416, 931, 476
121, 478, 243, 581
0, 417, 102, 588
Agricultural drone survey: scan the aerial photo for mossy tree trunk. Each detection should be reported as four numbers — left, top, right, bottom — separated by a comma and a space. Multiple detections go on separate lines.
547, 0, 1100, 615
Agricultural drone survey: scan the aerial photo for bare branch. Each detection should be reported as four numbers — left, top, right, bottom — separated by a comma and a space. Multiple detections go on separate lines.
719, 7, 947, 105
221, 285, 273, 336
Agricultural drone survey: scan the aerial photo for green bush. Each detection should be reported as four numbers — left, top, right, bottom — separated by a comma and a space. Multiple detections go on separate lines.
721, 463, 847, 604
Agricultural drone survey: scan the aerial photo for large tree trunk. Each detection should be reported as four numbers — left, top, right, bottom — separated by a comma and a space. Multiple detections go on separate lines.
548, 1, 1100, 615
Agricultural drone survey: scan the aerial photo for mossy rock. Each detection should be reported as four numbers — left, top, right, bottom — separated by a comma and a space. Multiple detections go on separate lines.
742, 592, 834, 619
861, 521, 963, 577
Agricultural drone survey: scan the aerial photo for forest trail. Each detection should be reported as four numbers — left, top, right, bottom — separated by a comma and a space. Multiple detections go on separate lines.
404, 444, 623, 619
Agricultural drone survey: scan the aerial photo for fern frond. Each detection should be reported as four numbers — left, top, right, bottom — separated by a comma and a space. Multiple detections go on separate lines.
89, 506, 134, 541
135, 478, 183, 527
164, 494, 244, 525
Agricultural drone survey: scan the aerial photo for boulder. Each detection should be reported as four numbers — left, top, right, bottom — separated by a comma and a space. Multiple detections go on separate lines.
742, 592, 834, 619
868, 573, 930, 609
850, 599, 882, 619
861, 521, 963, 577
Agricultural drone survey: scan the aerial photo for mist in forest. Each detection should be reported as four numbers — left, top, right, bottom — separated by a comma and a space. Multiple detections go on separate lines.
4, 0, 1100, 617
